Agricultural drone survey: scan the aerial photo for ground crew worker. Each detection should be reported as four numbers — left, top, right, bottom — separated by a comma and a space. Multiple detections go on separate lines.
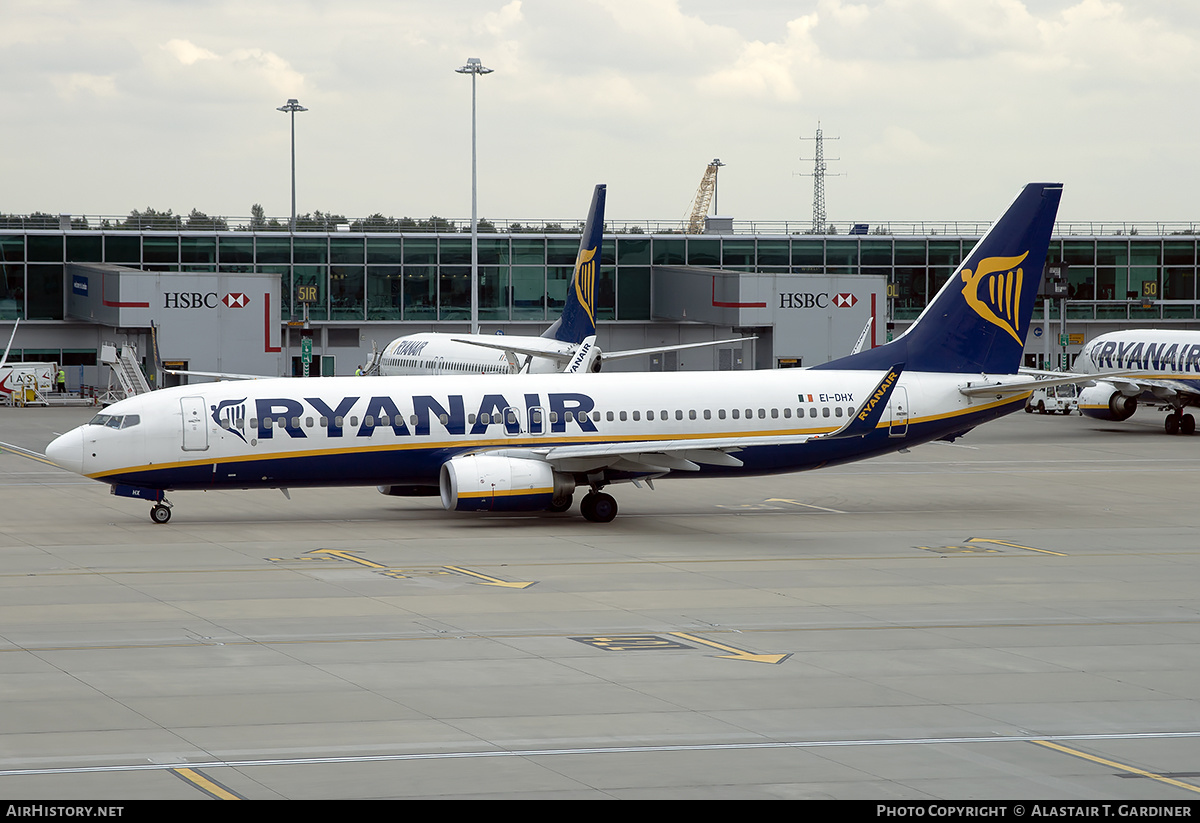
56, 367, 66, 394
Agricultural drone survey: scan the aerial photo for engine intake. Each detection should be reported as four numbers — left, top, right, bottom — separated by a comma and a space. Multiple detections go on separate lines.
440, 455, 575, 513
1079, 384, 1137, 421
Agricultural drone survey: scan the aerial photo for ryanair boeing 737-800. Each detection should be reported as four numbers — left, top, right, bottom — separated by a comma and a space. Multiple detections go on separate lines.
1075, 329, 1200, 434
40, 183, 1083, 524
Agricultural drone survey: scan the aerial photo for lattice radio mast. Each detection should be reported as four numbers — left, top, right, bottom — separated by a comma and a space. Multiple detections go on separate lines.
798, 123, 840, 233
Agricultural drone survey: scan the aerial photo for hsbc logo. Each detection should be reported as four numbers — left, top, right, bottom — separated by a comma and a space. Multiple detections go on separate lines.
164, 292, 251, 309
778, 292, 859, 309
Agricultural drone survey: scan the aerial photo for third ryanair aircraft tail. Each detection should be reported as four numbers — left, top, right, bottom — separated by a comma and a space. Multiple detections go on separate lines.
377, 184, 751, 376
47, 183, 1088, 525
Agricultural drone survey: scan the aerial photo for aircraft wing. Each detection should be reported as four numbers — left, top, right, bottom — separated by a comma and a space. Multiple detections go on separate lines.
449, 337, 578, 366
0, 441, 60, 468
959, 369, 1132, 398
0, 319, 18, 371
597, 336, 758, 363
485, 365, 904, 475
1089, 375, 1200, 403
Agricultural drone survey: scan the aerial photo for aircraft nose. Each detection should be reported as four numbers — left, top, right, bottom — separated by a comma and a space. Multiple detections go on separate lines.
46, 428, 84, 474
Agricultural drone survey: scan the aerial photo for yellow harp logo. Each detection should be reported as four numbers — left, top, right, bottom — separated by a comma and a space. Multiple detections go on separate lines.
574, 246, 597, 324
960, 252, 1029, 345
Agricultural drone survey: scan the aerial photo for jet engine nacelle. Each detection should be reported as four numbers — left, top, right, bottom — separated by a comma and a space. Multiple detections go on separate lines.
440, 455, 576, 513
1079, 383, 1137, 421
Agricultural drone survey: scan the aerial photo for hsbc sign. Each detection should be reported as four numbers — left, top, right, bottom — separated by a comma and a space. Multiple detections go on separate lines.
778, 292, 858, 309
163, 292, 251, 309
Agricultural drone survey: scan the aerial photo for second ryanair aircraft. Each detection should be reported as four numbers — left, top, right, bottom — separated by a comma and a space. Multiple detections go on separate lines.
46, 183, 1076, 524
377, 184, 750, 376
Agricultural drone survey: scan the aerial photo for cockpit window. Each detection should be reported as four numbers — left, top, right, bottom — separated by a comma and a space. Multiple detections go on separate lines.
88, 413, 140, 429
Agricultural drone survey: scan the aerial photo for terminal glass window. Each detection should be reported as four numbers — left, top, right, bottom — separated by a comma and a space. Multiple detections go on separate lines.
0, 254, 22, 319
617, 237, 650, 266
439, 265, 470, 320
511, 265, 546, 320
403, 239, 437, 265
595, 265, 615, 320
478, 265, 509, 321
791, 239, 824, 272
547, 266, 571, 315
367, 237, 402, 264
1096, 241, 1129, 300
330, 265, 364, 320
722, 239, 756, 271
403, 265, 436, 319
755, 239, 789, 272
26, 235, 63, 263
546, 238, 578, 266
65, 235, 103, 263
218, 236, 253, 271
824, 239, 858, 274
330, 237, 364, 265
687, 238, 719, 266
26, 264, 63, 320
180, 236, 217, 268
860, 240, 892, 268
293, 238, 327, 265
142, 236, 179, 267
617, 267, 650, 320
1163, 241, 1196, 312
511, 238, 545, 265
652, 238, 685, 266
104, 234, 140, 264
1129, 242, 1161, 303
255, 236, 291, 265
366, 266, 402, 320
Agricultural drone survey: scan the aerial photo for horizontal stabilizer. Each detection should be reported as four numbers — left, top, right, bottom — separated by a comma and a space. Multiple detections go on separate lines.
959, 369, 1132, 398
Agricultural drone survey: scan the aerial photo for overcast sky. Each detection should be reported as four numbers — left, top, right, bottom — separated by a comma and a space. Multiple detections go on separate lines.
1, 0, 1195, 226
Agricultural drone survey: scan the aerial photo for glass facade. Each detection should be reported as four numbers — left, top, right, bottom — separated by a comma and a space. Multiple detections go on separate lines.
2, 230, 1198, 324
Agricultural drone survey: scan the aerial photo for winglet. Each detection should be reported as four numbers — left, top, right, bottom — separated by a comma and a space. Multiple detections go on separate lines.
821, 363, 904, 439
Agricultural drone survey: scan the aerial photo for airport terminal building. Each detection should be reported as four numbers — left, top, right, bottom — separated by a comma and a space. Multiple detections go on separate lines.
2, 217, 1198, 389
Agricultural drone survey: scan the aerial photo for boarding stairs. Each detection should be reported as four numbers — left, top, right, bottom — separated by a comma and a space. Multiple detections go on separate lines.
99, 343, 152, 403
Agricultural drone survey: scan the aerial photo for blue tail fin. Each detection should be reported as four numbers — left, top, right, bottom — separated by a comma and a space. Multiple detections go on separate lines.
543, 184, 606, 344
816, 182, 1062, 375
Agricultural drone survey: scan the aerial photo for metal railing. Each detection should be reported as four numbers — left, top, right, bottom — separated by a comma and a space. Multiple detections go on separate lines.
2, 213, 1197, 237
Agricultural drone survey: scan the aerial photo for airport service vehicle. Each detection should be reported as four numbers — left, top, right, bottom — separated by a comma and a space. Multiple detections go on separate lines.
1025, 383, 1078, 415
1076, 329, 1200, 434
41, 183, 1095, 525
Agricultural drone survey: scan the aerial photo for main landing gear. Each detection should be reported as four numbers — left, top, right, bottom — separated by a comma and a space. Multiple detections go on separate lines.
1164, 411, 1196, 435
580, 491, 618, 523
150, 503, 172, 524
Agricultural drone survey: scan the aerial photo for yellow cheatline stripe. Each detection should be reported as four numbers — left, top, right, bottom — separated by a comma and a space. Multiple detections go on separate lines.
171, 767, 243, 799
458, 487, 554, 499
1032, 740, 1200, 794
86, 396, 1023, 481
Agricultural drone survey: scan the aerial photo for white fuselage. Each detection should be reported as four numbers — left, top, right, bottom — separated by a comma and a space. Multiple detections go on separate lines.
47, 368, 1021, 491
377, 332, 573, 376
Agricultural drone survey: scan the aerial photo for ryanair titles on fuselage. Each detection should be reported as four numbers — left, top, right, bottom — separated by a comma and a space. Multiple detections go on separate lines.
212, 391, 600, 444
1085, 339, 1200, 372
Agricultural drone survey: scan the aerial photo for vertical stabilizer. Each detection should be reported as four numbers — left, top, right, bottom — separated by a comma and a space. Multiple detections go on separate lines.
543, 184, 606, 344
816, 182, 1062, 375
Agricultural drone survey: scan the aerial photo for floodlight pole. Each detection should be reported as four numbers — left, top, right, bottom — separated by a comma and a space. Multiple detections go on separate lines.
276, 98, 308, 232
456, 58, 493, 335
